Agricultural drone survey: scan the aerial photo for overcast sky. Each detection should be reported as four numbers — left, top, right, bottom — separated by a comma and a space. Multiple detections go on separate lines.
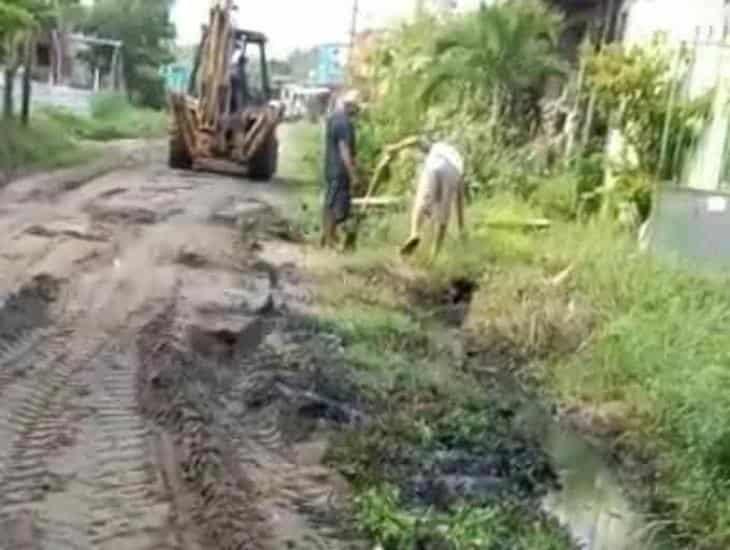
172, 1, 419, 58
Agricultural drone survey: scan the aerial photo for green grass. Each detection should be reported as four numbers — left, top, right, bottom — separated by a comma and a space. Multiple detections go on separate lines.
307, 188, 730, 547
536, 227, 730, 547
0, 116, 94, 179
43, 93, 167, 141
278, 120, 323, 184
0, 93, 167, 181
356, 485, 569, 550
317, 304, 479, 403
291, 119, 730, 547
408, 198, 730, 548
316, 299, 571, 549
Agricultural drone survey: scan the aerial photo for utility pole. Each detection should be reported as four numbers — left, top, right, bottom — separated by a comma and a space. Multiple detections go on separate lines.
415, 0, 425, 18
350, 0, 359, 47
348, 0, 359, 72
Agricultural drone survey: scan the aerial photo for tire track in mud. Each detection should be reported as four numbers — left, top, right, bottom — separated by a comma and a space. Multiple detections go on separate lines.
86, 348, 176, 550
137, 303, 266, 550
0, 276, 60, 402
0, 334, 183, 550
0, 332, 102, 550
230, 344, 359, 550
0, 328, 53, 397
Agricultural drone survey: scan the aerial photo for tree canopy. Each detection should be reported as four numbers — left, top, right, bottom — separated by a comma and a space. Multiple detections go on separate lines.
82, 0, 176, 108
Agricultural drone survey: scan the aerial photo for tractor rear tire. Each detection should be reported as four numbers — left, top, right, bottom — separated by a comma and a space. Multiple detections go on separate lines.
168, 131, 192, 170
248, 136, 278, 181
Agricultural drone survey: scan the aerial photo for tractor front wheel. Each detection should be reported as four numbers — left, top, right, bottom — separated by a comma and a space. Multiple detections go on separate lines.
248, 136, 278, 181
168, 127, 192, 170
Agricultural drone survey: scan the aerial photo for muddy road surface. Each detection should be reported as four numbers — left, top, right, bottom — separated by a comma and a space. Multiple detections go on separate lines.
0, 141, 365, 550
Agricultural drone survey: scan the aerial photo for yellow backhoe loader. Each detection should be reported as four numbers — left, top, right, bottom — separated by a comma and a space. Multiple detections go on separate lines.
167, 0, 282, 180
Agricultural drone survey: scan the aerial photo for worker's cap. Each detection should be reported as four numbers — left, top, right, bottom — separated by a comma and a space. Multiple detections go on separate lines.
342, 89, 361, 105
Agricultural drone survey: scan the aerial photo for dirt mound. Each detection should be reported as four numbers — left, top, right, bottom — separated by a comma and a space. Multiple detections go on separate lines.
0, 274, 61, 338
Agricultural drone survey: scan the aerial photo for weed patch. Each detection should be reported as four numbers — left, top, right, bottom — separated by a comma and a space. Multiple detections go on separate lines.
314, 279, 571, 548
0, 94, 166, 181
44, 93, 166, 141
328, 383, 570, 549
0, 117, 92, 182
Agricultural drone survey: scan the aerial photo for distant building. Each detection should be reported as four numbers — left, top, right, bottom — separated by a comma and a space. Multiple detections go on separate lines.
313, 43, 349, 88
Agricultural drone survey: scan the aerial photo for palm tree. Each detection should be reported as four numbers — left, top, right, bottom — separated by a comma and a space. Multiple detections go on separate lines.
424, 0, 565, 129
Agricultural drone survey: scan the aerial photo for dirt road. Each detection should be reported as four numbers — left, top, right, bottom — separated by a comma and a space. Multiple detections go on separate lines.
0, 137, 363, 550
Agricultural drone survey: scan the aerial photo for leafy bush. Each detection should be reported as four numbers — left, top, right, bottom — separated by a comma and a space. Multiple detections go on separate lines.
586, 40, 712, 180
90, 92, 129, 119
130, 66, 168, 110
355, 1, 564, 199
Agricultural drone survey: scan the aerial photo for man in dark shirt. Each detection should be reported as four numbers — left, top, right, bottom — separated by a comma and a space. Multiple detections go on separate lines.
321, 90, 360, 248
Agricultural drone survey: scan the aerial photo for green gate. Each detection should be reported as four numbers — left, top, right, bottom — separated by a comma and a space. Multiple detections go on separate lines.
160, 64, 192, 93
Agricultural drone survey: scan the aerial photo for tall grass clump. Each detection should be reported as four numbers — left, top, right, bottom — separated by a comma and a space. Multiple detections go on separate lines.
0, 116, 91, 182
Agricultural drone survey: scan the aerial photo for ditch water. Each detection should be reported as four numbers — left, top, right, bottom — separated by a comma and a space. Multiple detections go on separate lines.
509, 377, 654, 550
434, 278, 655, 550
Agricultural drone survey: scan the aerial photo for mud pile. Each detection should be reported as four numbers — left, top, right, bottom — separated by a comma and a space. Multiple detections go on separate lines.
136, 276, 368, 549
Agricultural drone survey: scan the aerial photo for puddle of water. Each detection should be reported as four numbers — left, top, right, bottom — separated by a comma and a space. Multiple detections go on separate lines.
541, 422, 648, 550
513, 391, 651, 549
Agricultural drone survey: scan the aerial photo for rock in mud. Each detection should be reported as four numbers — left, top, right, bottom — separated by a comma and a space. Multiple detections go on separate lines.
212, 198, 272, 226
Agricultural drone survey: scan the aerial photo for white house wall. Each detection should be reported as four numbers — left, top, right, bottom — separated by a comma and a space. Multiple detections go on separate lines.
614, 0, 730, 190
622, 0, 727, 46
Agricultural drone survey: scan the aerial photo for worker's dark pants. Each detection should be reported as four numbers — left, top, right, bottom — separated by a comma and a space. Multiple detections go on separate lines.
324, 176, 351, 225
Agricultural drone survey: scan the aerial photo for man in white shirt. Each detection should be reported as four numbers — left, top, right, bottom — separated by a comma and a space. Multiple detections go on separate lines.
400, 142, 466, 261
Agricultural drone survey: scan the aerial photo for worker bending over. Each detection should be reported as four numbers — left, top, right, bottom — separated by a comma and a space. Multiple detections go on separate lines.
400, 142, 466, 261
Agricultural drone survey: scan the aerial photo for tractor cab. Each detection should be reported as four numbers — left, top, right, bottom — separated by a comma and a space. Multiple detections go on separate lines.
189, 28, 272, 110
